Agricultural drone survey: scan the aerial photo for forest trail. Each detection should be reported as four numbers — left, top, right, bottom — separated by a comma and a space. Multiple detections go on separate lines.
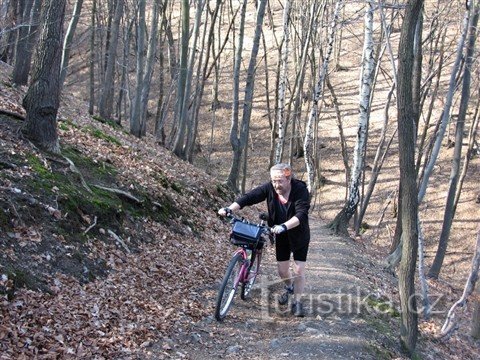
153, 217, 402, 359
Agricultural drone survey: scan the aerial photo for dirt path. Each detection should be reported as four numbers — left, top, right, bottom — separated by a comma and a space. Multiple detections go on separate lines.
154, 218, 402, 359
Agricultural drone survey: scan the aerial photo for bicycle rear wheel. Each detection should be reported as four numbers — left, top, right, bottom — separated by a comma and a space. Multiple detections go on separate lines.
241, 250, 260, 300
215, 252, 244, 321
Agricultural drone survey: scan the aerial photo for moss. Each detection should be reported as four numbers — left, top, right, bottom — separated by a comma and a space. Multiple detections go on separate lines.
62, 146, 117, 179
364, 341, 393, 360
58, 122, 70, 131
365, 296, 400, 318
1, 265, 45, 299
170, 181, 183, 194
216, 183, 233, 202
152, 172, 184, 194
84, 125, 122, 146
0, 206, 10, 229
359, 222, 370, 234
92, 115, 122, 129
154, 172, 171, 189
26, 153, 54, 179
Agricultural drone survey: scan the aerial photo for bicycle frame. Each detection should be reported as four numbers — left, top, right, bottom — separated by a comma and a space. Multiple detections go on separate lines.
214, 212, 272, 321
232, 247, 261, 285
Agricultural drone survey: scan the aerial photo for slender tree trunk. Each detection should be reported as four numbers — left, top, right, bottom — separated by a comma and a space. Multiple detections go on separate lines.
172, 0, 190, 157
428, 3, 479, 279
412, 7, 423, 130
288, 2, 316, 165
396, 0, 423, 354
226, 0, 247, 191
88, 0, 96, 115
454, 95, 480, 209
139, 1, 160, 136
329, 1, 374, 235
22, 0, 67, 153
441, 226, 480, 337
12, 0, 34, 85
130, 0, 147, 137
417, 2, 471, 203
60, 0, 84, 88
304, 0, 343, 194
0, 0, 18, 63
176, 0, 205, 159
99, 0, 123, 121
472, 283, 480, 338
274, 0, 291, 164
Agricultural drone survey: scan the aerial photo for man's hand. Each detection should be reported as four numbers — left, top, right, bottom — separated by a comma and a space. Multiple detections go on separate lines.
218, 207, 231, 217
272, 224, 287, 234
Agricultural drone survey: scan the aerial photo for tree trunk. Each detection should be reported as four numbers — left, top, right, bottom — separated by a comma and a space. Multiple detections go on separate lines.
441, 226, 480, 337
226, 0, 247, 191
417, 3, 470, 203
130, 0, 147, 137
304, 0, 343, 194
428, 2, 479, 279
98, 0, 123, 121
472, 284, 480, 339
396, 0, 423, 354
22, 0, 66, 153
176, 0, 205, 159
274, 0, 291, 164
12, 0, 35, 85
60, 0, 84, 88
0, 0, 21, 63
330, 1, 374, 235
172, 0, 190, 158
88, 0, 96, 115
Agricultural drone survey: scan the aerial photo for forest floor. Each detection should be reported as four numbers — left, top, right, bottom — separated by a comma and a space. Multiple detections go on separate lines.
159, 216, 404, 360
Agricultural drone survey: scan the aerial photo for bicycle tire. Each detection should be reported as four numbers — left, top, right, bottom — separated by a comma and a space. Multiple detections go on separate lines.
241, 250, 260, 300
214, 252, 244, 321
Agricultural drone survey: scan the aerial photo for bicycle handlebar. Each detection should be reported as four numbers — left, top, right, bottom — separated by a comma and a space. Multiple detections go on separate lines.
219, 209, 275, 244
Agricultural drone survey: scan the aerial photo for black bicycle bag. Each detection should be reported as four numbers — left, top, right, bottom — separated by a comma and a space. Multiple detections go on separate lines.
230, 221, 263, 247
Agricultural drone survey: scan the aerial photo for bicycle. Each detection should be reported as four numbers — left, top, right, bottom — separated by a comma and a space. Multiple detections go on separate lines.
214, 210, 273, 321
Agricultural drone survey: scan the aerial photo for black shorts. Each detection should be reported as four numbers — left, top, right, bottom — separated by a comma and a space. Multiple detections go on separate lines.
275, 236, 309, 262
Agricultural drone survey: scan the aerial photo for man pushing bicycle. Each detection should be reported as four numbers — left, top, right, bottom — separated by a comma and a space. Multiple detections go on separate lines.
218, 163, 310, 317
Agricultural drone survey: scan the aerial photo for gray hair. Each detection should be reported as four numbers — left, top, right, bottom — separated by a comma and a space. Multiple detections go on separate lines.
270, 163, 293, 179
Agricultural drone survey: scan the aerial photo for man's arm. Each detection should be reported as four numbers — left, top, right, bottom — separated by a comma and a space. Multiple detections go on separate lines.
218, 202, 241, 216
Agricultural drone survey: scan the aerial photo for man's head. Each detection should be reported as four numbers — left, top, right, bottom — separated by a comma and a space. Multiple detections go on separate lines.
270, 163, 293, 196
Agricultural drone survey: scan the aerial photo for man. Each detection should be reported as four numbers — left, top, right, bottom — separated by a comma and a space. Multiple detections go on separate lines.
218, 163, 310, 317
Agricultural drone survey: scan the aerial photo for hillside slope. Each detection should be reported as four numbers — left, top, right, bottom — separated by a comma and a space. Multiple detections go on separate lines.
0, 70, 237, 357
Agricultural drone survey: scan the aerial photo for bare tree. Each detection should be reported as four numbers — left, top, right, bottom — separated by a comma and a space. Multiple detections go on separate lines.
171, 0, 190, 158
88, 0, 96, 115
173, 0, 205, 158
417, 1, 471, 204
60, 0, 84, 88
429, 2, 479, 279
441, 226, 480, 337
12, 0, 42, 85
22, 0, 66, 153
226, 0, 247, 191
304, 0, 343, 194
98, 0, 124, 121
274, 0, 291, 164
226, 0, 267, 192
329, 0, 375, 235
396, 0, 423, 354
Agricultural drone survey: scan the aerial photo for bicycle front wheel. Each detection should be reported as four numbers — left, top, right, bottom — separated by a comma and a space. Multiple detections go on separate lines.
215, 252, 244, 321
241, 250, 260, 300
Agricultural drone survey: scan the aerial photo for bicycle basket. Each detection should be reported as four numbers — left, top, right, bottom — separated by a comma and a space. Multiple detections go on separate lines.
230, 221, 263, 247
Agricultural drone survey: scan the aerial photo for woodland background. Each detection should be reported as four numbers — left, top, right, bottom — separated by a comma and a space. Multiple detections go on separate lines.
0, 0, 480, 358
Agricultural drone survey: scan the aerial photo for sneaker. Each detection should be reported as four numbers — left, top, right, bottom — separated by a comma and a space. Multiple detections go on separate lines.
277, 285, 294, 305
291, 301, 305, 317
